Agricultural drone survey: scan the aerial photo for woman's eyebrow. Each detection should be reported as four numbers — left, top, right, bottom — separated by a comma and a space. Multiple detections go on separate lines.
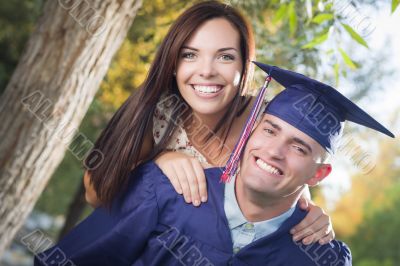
218, 47, 238, 52
181, 46, 198, 51
181, 46, 238, 52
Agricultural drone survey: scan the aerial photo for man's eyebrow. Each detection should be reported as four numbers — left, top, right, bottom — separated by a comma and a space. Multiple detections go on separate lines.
180, 46, 238, 52
292, 137, 313, 153
264, 119, 281, 131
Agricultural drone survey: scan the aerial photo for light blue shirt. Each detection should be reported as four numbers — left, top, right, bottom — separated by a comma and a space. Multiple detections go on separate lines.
224, 173, 295, 253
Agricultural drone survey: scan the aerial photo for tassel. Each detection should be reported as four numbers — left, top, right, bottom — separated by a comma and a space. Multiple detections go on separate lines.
220, 75, 272, 183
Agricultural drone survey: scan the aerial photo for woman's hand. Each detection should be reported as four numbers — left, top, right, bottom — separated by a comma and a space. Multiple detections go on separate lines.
290, 197, 335, 245
155, 151, 208, 207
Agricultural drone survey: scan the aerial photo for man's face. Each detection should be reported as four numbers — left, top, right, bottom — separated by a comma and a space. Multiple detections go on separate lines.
239, 114, 330, 199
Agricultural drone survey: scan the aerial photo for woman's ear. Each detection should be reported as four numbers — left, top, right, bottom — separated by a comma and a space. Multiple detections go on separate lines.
307, 164, 332, 187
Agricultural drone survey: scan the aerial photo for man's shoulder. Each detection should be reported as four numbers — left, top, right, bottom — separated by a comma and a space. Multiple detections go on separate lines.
289, 239, 352, 265
242, 205, 352, 265
125, 161, 174, 197
112, 161, 168, 212
132, 161, 225, 192
282, 206, 352, 265
127, 161, 174, 190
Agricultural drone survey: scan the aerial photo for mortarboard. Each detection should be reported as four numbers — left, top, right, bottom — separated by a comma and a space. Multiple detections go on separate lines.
221, 61, 395, 183
254, 61, 395, 151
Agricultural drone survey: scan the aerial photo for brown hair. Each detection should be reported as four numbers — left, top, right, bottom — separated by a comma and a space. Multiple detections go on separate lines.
84, 0, 255, 206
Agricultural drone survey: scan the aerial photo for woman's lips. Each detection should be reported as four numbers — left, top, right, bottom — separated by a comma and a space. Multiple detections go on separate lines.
191, 84, 224, 99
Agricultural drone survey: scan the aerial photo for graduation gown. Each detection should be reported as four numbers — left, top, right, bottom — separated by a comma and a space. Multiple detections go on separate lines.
35, 161, 351, 266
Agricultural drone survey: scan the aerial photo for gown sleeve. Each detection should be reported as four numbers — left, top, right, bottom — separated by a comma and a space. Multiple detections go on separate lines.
34, 168, 159, 266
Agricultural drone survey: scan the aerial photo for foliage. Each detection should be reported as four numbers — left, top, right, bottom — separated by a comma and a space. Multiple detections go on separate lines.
99, 0, 191, 108
348, 184, 400, 264
0, 0, 44, 94
329, 131, 400, 264
393, 0, 400, 13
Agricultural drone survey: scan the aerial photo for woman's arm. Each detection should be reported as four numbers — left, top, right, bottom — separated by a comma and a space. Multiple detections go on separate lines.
154, 151, 207, 207
83, 124, 154, 207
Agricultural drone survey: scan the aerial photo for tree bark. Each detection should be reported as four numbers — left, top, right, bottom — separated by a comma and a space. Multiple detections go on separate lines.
0, 0, 142, 256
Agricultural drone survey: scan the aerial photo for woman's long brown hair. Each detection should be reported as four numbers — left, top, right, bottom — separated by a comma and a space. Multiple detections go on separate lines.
84, 0, 255, 206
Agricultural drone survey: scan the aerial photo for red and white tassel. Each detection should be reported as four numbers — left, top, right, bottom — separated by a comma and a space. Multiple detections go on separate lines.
220, 75, 272, 183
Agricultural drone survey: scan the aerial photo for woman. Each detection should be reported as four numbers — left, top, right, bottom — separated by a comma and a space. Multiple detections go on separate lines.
84, 0, 333, 245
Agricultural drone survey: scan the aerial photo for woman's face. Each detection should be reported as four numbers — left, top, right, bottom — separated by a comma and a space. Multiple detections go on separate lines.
176, 18, 243, 119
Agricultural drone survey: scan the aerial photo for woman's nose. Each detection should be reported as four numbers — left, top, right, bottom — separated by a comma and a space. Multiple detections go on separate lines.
199, 58, 217, 78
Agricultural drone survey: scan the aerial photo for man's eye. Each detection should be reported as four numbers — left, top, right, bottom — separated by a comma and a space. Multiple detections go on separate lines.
293, 145, 306, 155
264, 128, 274, 135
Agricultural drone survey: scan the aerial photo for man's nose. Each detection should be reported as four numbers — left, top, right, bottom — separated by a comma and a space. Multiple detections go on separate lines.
264, 138, 286, 160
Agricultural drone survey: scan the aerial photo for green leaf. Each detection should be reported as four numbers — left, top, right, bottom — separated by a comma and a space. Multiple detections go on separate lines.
305, 0, 313, 20
341, 23, 369, 48
273, 4, 287, 24
288, 2, 298, 36
311, 13, 334, 24
301, 31, 329, 49
326, 49, 334, 55
392, 0, 400, 13
339, 48, 357, 69
341, 69, 348, 78
334, 63, 340, 85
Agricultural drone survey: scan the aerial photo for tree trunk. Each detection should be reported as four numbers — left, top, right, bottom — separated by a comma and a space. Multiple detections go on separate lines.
0, 0, 142, 256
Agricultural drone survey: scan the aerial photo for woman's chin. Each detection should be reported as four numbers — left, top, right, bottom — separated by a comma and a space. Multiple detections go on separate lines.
191, 105, 227, 117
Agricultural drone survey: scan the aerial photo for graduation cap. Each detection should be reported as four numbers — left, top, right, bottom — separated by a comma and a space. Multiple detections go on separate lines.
220, 61, 395, 183
255, 61, 394, 148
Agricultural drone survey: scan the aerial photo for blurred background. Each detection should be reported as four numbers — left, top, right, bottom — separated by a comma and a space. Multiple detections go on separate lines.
0, 0, 399, 265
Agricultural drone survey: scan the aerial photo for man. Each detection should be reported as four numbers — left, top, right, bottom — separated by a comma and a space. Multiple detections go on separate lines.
35, 62, 394, 265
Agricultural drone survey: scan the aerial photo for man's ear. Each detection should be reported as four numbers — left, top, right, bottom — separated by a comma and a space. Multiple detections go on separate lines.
307, 164, 332, 187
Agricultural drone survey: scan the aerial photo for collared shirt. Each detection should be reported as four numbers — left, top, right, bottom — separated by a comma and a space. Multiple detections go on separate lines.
224, 172, 295, 253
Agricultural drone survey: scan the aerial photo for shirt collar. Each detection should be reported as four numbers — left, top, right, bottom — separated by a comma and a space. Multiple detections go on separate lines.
224, 171, 247, 229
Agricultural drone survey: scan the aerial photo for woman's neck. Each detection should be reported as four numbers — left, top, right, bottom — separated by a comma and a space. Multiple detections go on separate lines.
183, 97, 255, 166
185, 104, 230, 132
184, 110, 227, 165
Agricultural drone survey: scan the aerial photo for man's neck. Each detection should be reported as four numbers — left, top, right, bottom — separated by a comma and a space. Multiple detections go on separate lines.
235, 175, 301, 222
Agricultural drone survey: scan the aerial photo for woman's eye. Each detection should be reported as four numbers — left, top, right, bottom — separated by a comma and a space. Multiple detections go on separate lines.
181, 52, 196, 59
219, 54, 235, 61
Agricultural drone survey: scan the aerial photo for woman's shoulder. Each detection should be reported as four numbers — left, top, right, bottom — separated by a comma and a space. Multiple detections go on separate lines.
153, 93, 180, 144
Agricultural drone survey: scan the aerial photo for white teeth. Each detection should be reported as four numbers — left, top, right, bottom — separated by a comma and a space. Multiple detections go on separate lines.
193, 85, 221, 93
256, 159, 282, 175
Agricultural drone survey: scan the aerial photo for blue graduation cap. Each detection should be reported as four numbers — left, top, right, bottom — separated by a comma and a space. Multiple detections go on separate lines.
253, 61, 395, 151
220, 61, 395, 183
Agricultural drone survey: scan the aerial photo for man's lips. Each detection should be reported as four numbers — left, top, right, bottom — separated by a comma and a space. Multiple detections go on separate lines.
254, 156, 284, 176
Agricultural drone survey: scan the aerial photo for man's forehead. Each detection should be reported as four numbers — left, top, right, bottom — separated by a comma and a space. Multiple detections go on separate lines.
260, 114, 325, 153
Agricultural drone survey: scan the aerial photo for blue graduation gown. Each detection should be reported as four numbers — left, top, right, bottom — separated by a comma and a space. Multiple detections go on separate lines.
35, 161, 351, 265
